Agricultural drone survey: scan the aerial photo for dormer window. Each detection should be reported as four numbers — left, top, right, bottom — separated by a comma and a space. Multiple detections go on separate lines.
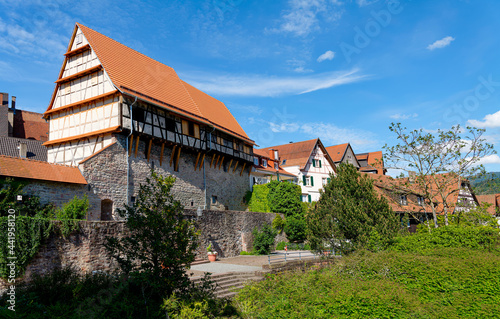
254, 157, 259, 165
400, 195, 408, 206
417, 196, 424, 206
262, 159, 267, 168
274, 162, 278, 170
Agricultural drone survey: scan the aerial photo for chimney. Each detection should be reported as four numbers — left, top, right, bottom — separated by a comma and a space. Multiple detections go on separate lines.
269, 149, 275, 161
408, 171, 416, 183
18, 142, 27, 158
0, 92, 8, 137
11, 96, 16, 111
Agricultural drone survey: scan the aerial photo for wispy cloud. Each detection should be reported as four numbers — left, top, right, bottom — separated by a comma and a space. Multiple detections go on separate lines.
390, 113, 418, 120
271, 0, 343, 37
287, 58, 313, 73
427, 36, 455, 50
356, 0, 380, 7
182, 68, 367, 97
477, 154, 500, 165
468, 110, 500, 128
267, 121, 379, 149
317, 50, 335, 62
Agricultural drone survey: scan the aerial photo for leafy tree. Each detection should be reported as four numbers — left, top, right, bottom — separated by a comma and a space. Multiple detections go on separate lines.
252, 223, 277, 255
267, 180, 302, 217
283, 216, 307, 243
105, 171, 198, 304
383, 123, 495, 227
307, 163, 399, 254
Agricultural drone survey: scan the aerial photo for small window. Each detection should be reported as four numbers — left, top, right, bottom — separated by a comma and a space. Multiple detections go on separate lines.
166, 118, 176, 132
76, 33, 83, 44
133, 107, 145, 122
302, 195, 308, 202
274, 162, 279, 170
417, 196, 424, 206
211, 196, 217, 204
262, 159, 267, 168
322, 178, 328, 186
188, 122, 195, 136
312, 159, 316, 167
254, 157, 259, 165
400, 195, 408, 206
282, 159, 287, 165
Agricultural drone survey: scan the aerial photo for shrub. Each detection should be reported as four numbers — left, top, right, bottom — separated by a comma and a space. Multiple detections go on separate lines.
271, 214, 285, 233
55, 195, 88, 220
267, 181, 302, 217
252, 223, 277, 255
284, 216, 307, 243
247, 185, 270, 212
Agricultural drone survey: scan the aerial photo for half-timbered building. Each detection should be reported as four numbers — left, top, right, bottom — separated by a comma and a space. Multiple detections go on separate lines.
42, 23, 255, 219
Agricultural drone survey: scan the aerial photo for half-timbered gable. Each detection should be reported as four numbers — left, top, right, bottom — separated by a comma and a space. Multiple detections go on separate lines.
261, 139, 336, 202
325, 143, 360, 168
43, 23, 255, 218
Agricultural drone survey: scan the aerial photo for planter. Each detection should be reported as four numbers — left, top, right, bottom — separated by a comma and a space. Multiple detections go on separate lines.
207, 252, 217, 262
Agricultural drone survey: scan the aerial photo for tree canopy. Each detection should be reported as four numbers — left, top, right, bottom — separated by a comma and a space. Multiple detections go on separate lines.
307, 163, 399, 254
383, 123, 495, 227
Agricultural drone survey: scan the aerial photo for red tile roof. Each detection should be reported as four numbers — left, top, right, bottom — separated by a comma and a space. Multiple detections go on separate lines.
12, 110, 49, 142
260, 139, 318, 169
46, 23, 253, 144
0, 155, 87, 184
476, 194, 500, 215
325, 143, 348, 162
253, 148, 270, 158
356, 151, 385, 175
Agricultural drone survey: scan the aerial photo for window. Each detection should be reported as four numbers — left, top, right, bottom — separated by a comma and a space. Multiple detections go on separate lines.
188, 122, 195, 136
274, 162, 279, 170
322, 178, 328, 186
274, 150, 279, 159
302, 176, 314, 187
417, 196, 424, 206
312, 159, 322, 168
262, 159, 267, 168
308, 194, 312, 203
400, 195, 408, 206
282, 159, 287, 165
312, 159, 316, 167
182, 120, 200, 138
254, 157, 259, 165
165, 118, 176, 132
302, 195, 308, 202
211, 196, 217, 204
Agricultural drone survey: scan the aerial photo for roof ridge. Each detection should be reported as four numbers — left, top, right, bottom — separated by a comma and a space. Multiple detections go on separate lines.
0, 155, 77, 168
76, 23, 176, 74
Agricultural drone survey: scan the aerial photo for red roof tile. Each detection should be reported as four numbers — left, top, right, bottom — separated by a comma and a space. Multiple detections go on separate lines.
45, 24, 253, 145
476, 194, 500, 215
260, 139, 318, 169
325, 143, 349, 162
12, 110, 49, 142
0, 155, 87, 184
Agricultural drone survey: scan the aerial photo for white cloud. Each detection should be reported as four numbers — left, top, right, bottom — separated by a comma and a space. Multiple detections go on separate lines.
390, 113, 418, 120
317, 50, 335, 62
287, 58, 313, 73
181, 68, 367, 97
477, 154, 500, 165
356, 0, 380, 7
427, 36, 455, 50
272, 0, 343, 37
266, 121, 378, 149
468, 110, 500, 128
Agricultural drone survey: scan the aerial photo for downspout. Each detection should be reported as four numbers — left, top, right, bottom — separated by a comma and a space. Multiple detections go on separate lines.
126, 96, 137, 207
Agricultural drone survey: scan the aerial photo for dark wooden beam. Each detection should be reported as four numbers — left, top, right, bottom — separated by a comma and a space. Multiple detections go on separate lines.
147, 139, 152, 162
175, 147, 181, 171
198, 153, 205, 170
170, 145, 177, 167
194, 152, 201, 171
160, 143, 165, 166
240, 163, 246, 176
134, 135, 140, 158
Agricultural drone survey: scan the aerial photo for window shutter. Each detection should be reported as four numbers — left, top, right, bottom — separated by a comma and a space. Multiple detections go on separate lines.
302, 176, 306, 185
308, 194, 312, 203
319, 160, 322, 168
312, 159, 316, 167
181, 120, 189, 135
310, 176, 314, 186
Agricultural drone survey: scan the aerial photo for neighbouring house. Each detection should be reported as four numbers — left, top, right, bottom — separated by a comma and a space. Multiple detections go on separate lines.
325, 143, 361, 169
369, 173, 479, 232
41, 23, 255, 218
356, 151, 386, 175
250, 148, 297, 190
476, 194, 500, 216
0, 156, 102, 218
0, 92, 48, 161
260, 139, 336, 203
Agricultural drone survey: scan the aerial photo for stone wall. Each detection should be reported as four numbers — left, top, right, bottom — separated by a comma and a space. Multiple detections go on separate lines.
0, 210, 282, 293
79, 134, 252, 220
21, 180, 101, 219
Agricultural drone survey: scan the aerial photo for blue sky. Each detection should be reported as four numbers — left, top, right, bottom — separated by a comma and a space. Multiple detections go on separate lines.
2, 0, 500, 171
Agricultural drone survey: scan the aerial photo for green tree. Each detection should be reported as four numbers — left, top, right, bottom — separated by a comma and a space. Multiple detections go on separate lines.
267, 180, 302, 217
252, 223, 277, 255
383, 123, 495, 227
307, 163, 399, 254
105, 171, 198, 304
247, 184, 271, 212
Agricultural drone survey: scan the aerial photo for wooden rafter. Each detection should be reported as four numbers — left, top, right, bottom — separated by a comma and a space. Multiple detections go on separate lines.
228, 159, 233, 172
147, 139, 152, 162
198, 153, 205, 171
210, 154, 216, 168
218, 156, 224, 170
194, 152, 201, 171
233, 161, 239, 173
128, 135, 134, 156
170, 145, 177, 167
134, 135, 140, 158
160, 143, 165, 166
175, 147, 181, 171
240, 163, 246, 176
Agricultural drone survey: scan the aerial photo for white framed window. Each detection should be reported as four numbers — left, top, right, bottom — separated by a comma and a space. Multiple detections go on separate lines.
400, 195, 408, 206
417, 196, 424, 206
274, 162, 278, 170
262, 159, 267, 168
302, 176, 314, 187
302, 194, 308, 202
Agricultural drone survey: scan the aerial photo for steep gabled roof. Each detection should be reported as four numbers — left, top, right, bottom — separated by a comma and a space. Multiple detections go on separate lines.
325, 143, 349, 162
357, 151, 386, 175
260, 138, 337, 172
45, 23, 253, 144
0, 155, 87, 184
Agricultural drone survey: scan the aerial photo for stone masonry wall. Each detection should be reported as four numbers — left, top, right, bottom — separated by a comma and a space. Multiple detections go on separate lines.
21, 180, 101, 219
0, 210, 282, 294
79, 134, 252, 220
